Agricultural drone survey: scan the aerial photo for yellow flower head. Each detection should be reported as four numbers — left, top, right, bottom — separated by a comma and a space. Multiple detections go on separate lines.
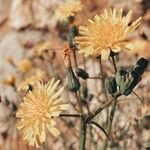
34, 41, 51, 57
17, 70, 45, 91
55, 0, 83, 22
16, 78, 68, 147
17, 59, 32, 73
75, 8, 142, 59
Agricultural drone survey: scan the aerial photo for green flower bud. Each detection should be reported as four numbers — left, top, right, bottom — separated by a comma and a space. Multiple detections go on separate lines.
75, 68, 89, 79
116, 68, 141, 96
115, 58, 148, 96
116, 67, 127, 89
120, 70, 141, 96
67, 67, 80, 92
132, 58, 149, 76
105, 77, 117, 94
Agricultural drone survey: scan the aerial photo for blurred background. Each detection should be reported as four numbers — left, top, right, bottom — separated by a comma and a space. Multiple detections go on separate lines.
0, 0, 149, 149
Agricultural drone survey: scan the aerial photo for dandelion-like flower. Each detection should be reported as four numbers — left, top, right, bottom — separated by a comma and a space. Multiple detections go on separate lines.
16, 78, 69, 147
75, 9, 142, 59
55, 0, 83, 22
34, 41, 51, 57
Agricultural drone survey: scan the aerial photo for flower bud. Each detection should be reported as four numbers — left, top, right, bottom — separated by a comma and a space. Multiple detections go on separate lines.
120, 71, 141, 96
115, 67, 127, 89
133, 58, 149, 76
67, 67, 80, 92
75, 68, 89, 79
105, 77, 117, 94
116, 68, 141, 96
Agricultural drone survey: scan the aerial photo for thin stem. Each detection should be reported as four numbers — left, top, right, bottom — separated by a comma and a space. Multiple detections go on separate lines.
74, 92, 86, 150
89, 126, 97, 150
71, 49, 87, 150
73, 49, 78, 70
99, 58, 109, 127
101, 97, 118, 150
80, 118, 87, 150
132, 90, 144, 106
101, 55, 118, 150
59, 114, 81, 117
86, 93, 121, 123
88, 76, 102, 79
75, 92, 83, 115
88, 121, 111, 141
111, 55, 117, 73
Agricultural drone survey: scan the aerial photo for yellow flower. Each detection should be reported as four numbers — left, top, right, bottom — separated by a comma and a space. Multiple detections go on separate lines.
16, 78, 69, 147
34, 41, 51, 57
75, 9, 142, 59
17, 70, 45, 91
55, 0, 83, 22
17, 59, 32, 73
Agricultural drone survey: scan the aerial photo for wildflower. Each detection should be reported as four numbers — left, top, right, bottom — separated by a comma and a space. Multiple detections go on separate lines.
17, 70, 45, 91
16, 78, 68, 147
75, 9, 142, 59
55, 0, 83, 22
17, 59, 32, 73
34, 41, 51, 57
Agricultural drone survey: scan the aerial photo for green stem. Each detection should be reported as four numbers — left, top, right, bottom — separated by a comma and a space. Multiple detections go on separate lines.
101, 55, 118, 150
101, 97, 118, 150
72, 49, 87, 150
111, 55, 117, 73
59, 114, 81, 117
80, 118, 87, 150
86, 93, 121, 123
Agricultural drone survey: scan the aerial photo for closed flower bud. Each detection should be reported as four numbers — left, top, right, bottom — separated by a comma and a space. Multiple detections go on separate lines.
120, 70, 141, 96
116, 68, 141, 96
133, 58, 149, 76
67, 67, 80, 92
116, 67, 127, 89
105, 77, 117, 94
75, 68, 89, 79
